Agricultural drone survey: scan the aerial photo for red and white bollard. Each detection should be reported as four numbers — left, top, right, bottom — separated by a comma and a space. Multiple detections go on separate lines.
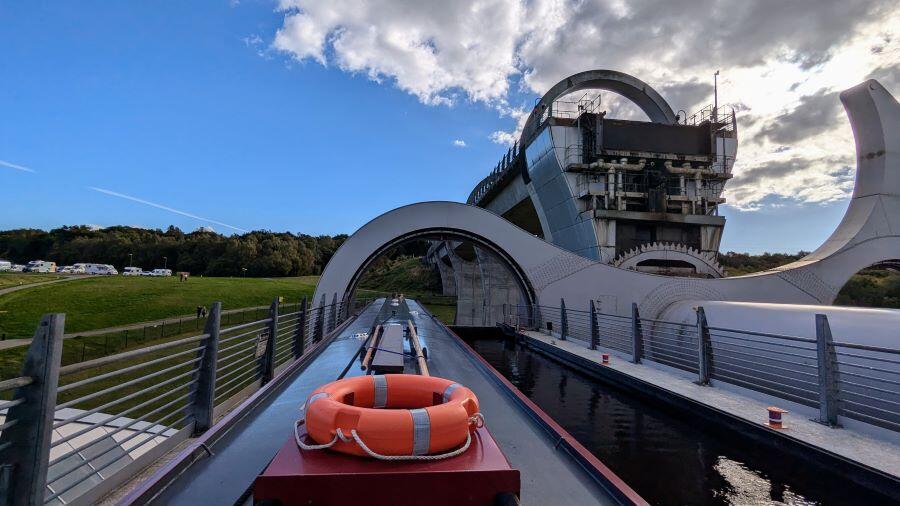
601, 353, 610, 365
767, 407, 788, 429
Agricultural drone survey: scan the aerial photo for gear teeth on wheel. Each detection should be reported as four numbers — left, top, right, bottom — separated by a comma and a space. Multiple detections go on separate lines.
611, 242, 725, 278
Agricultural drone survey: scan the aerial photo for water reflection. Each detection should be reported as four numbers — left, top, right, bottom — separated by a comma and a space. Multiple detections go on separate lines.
470, 337, 885, 506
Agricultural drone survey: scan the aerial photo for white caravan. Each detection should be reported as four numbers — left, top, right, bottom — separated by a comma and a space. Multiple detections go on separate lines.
25, 260, 57, 273
76, 263, 118, 275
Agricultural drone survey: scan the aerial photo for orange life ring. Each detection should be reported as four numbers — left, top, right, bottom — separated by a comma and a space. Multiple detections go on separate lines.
303, 374, 480, 458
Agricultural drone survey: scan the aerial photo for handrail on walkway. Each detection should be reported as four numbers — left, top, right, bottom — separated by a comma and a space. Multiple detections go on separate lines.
503, 300, 900, 434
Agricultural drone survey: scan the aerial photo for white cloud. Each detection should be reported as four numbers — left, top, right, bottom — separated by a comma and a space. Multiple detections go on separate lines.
273, 0, 523, 105
243, 34, 263, 47
489, 130, 517, 146
89, 187, 249, 233
271, 0, 900, 209
452, 139, 467, 148
0, 159, 36, 173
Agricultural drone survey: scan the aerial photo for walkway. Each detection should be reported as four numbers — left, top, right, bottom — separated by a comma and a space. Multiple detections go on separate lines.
522, 330, 900, 480
0, 276, 81, 297
0, 304, 272, 351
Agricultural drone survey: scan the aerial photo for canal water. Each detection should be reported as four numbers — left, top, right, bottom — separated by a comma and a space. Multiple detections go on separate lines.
467, 335, 889, 506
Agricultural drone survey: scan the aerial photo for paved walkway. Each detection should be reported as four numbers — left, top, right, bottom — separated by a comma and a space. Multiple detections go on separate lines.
0, 276, 81, 297
0, 304, 273, 351
523, 330, 900, 480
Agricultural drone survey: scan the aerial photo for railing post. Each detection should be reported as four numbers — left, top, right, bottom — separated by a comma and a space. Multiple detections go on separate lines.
696, 306, 711, 385
559, 298, 567, 340
261, 298, 278, 385
329, 294, 338, 333
315, 294, 326, 342
532, 302, 540, 330
0, 314, 64, 506
589, 300, 599, 350
189, 302, 220, 435
816, 314, 839, 426
631, 303, 643, 364
293, 296, 308, 359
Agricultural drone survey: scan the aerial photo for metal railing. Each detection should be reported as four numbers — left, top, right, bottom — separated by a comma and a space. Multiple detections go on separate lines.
547, 93, 603, 120
504, 302, 900, 433
467, 141, 521, 205
0, 294, 362, 506
54, 302, 304, 363
684, 104, 736, 133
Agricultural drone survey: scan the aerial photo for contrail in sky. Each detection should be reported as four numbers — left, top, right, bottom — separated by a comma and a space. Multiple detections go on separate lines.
89, 187, 250, 233
0, 159, 36, 173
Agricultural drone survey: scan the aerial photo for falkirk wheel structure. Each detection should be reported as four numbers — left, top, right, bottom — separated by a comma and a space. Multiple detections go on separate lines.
315, 72, 900, 334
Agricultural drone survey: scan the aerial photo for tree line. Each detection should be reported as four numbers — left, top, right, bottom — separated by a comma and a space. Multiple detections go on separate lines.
0, 226, 347, 277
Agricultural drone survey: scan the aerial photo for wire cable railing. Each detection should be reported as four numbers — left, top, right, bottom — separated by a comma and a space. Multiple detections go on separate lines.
0, 295, 365, 506
503, 302, 900, 433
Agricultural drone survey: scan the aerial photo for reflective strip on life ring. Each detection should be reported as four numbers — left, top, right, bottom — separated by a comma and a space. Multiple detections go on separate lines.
303, 374, 479, 458
305, 392, 329, 412
410, 408, 430, 455
373, 375, 388, 408
442, 383, 460, 403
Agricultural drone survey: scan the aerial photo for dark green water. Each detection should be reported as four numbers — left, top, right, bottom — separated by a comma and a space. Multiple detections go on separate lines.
469, 336, 892, 506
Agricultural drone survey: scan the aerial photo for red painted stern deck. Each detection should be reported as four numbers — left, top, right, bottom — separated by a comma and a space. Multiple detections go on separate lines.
254, 425, 520, 505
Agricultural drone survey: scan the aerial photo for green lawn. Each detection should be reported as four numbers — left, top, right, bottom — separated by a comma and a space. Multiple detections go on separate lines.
422, 302, 456, 325
0, 273, 67, 290
0, 275, 320, 340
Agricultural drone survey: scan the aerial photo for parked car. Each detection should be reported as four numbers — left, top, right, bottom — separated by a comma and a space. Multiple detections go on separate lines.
77, 263, 118, 275
122, 267, 143, 276
9, 264, 26, 272
149, 268, 173, 277
57, 265, 86, 274
25, 260, 57, 273
0, 260, 11, 271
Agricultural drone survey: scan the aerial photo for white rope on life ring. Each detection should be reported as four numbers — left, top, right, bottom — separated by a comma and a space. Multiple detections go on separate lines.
293, 413, 485, 461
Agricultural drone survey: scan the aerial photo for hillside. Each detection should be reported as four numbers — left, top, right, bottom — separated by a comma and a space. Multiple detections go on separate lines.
0, 276, 320, 339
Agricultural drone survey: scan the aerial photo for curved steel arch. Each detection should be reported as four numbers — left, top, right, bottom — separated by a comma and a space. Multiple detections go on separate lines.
312, 202, 568, 319
520, 69, 677, 146
340, 227, 536, 312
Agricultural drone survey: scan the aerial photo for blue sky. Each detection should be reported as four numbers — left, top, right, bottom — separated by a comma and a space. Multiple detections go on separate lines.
1, 1, 896, 253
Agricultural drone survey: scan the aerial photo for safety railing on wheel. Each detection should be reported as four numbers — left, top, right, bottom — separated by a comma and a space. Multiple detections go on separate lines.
0, 295, 364, 506
503, 302, 900, 433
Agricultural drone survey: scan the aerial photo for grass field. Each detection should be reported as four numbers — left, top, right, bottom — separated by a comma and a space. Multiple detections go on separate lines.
422, 302, 456, 325
0, 273, 67, 290
0, 275, 321, 339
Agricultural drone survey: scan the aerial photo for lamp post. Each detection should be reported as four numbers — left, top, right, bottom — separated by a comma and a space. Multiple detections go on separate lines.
713, 70, 719, 121
128, 253, 133, 267
163, 256, 168, 269
241, 267, 247, 278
